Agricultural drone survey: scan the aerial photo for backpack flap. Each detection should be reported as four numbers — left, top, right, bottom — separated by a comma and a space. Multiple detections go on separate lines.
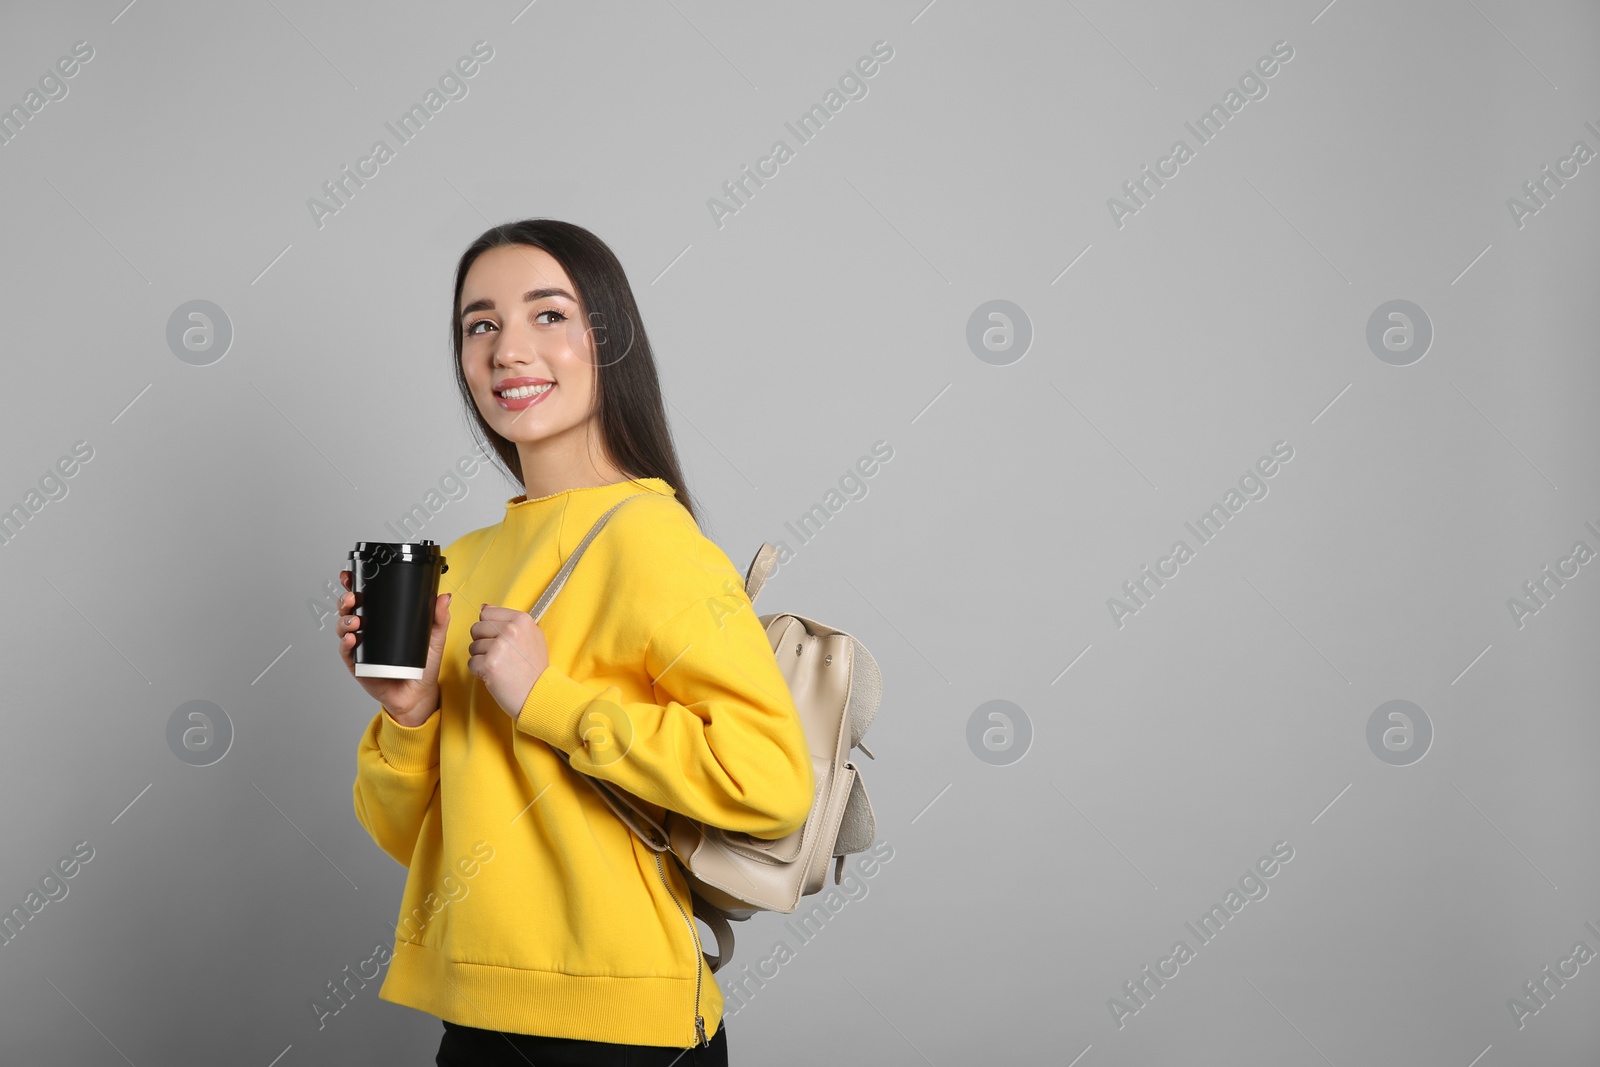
842, 635, 882, 753
832, 765, 875, 859
829, 633, 881, 871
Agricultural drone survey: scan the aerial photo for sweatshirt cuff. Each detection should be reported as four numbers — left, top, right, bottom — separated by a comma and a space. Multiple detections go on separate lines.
514, 666, 600, 754
377, 705, 442, 772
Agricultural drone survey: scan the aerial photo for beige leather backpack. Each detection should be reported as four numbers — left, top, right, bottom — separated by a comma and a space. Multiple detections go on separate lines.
530, 493, 883, 974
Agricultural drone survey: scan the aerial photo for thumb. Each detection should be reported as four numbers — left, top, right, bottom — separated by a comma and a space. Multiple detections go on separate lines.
433, 593, 452, 642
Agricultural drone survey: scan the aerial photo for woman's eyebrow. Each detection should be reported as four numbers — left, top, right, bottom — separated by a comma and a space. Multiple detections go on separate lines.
459, 287, 577, 319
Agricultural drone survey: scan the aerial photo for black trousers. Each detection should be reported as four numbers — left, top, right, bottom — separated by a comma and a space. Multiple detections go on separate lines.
436, 1018, 729, 1067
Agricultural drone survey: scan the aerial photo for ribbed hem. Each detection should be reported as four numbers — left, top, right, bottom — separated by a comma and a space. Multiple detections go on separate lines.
513, 666, 598, 754
378, 938, 721, 1047
376, 706, 441, 772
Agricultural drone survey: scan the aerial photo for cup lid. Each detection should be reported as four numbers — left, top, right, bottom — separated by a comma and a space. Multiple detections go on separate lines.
349, 539, 444, 561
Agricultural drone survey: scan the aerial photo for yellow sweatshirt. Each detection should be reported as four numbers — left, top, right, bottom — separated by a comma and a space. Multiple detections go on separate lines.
351, 476, 815, 1047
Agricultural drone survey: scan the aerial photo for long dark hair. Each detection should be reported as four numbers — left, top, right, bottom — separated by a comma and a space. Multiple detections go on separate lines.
449, 219, 700, 529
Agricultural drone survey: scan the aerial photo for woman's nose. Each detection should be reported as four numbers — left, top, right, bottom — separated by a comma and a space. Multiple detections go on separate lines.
493, 329, 534, 366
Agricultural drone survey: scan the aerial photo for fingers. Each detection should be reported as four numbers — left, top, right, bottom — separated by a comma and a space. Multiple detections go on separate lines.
468, 619, 529, 642
469, 607, 535, 642
466, 634, 513, 657
334, 577, 360, 671
338, 599, 360, 633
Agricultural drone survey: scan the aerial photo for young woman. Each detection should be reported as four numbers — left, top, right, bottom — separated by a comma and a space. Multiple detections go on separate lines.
336, 220, 815, 1066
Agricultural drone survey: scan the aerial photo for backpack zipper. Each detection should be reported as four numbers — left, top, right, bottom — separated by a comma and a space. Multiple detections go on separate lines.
654, 851, 708, 1048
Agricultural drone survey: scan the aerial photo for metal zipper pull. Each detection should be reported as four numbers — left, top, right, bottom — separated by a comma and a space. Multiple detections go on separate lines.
695, 1013, 708, 1046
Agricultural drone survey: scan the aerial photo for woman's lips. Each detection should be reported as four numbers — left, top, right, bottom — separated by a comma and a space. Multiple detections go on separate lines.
497, 384, 553, 412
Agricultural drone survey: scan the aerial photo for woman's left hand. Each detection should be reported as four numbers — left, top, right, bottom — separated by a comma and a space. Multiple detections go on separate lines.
467, 605, 550, 719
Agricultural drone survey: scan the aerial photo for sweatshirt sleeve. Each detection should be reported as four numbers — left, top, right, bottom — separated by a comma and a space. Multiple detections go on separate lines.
513, 592, 816, 840
352, 705, 442, 867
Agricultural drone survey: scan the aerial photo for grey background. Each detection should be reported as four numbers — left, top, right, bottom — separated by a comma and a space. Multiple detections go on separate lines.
1, 0, 1596, 1064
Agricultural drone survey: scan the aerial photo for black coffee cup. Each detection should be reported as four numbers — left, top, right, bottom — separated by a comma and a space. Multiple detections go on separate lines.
347, 540, 449, 679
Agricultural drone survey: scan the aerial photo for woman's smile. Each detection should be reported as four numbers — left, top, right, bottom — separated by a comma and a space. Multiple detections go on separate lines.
493, 376, 555, 412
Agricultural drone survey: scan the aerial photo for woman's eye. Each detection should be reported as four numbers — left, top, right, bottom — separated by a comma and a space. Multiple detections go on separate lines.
464, 309, 565, 335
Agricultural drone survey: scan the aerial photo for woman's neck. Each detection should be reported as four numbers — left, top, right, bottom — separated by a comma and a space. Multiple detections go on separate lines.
515, 434, 629, 501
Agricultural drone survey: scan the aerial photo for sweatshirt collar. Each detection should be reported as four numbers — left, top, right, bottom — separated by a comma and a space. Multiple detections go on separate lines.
504, 476, 674, 511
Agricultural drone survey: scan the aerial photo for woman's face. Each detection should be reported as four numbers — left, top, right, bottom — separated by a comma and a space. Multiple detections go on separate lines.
458, 243, 601, 448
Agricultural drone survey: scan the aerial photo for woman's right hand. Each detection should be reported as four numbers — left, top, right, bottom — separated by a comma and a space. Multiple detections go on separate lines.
335, 569, 452, 727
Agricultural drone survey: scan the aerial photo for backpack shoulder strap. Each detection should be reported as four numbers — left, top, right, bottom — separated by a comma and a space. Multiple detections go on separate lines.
690, 891, 737, 974
529, 492, 653, 623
